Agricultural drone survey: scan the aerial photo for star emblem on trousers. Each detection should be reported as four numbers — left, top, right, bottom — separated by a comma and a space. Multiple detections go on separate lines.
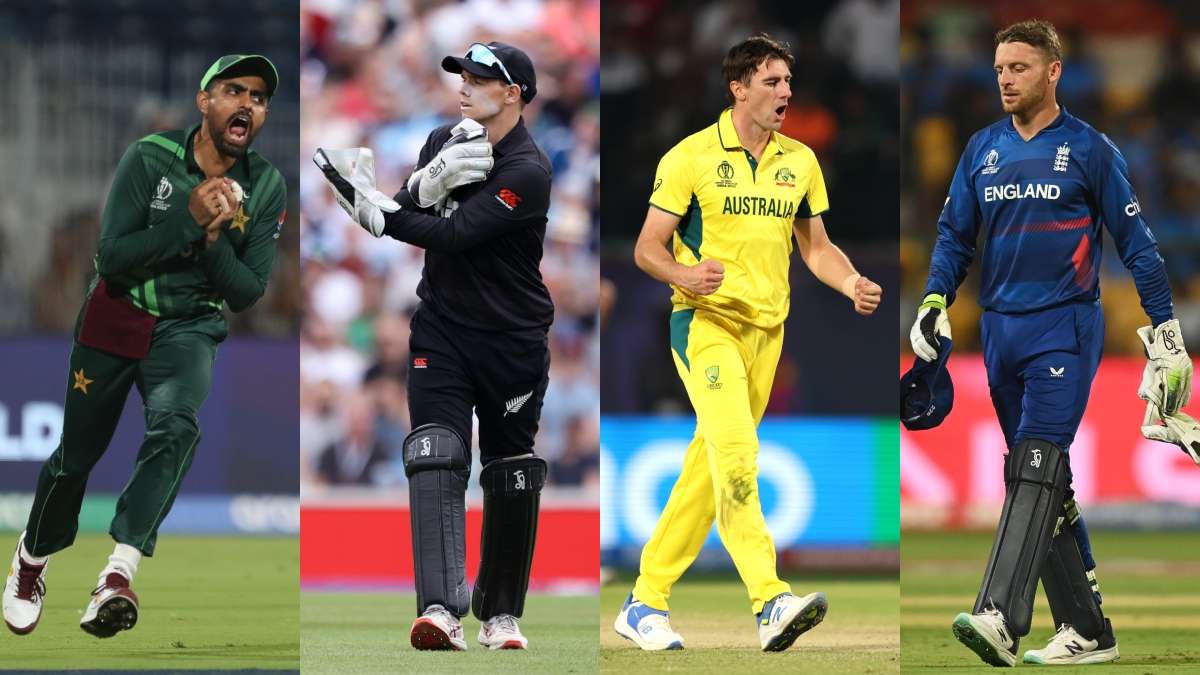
73, 368, 94, 395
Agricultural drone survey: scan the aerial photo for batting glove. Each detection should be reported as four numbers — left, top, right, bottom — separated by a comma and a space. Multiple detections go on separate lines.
1137, 318, 1192, 416
312, 147, 399, 238
909, 293, 952, 362
407, 118, 493, 208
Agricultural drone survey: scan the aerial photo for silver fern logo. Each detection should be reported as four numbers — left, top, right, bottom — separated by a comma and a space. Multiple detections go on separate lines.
504, 390, 534, 417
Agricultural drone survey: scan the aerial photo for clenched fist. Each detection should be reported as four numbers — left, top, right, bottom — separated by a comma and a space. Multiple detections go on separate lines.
677, 259, 724, 296
851, 276, 882, 315
189, 177, 239, 228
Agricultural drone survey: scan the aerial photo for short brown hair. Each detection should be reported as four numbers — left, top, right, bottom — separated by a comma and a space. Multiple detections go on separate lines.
995, 19, 1062, 63
722, 34, 795, 104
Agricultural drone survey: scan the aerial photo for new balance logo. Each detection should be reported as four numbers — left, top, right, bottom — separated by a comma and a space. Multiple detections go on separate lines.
1050, 366, 1065, 378
1065, 641, 1085, 655
504, 391, 533, 417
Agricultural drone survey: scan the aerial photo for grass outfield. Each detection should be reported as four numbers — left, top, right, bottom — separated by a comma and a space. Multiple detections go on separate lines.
302, 593, 598, 673
601, 574, 900, 673
0, 532, 298, 670
902, 530, 1200, 672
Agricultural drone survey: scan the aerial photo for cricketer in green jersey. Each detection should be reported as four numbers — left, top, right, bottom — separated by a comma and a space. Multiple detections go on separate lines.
2, 54, 287, 639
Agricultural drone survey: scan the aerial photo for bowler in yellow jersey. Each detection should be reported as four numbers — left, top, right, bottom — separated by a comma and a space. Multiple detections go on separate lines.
612, 34, 882, 653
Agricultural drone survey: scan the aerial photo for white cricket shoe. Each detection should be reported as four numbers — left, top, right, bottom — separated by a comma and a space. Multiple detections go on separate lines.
410, 604, 467, 650
1024, 620, 1119, 665
758, 591, 828, 651
478, 613, 528, 650
3, 536, 47, 635
613, 592, 684, 651
80, 572, 139, 638
952, 607, 1018, 667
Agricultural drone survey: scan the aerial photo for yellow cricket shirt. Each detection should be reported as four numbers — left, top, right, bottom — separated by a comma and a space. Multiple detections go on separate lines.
650, 108, 829, 329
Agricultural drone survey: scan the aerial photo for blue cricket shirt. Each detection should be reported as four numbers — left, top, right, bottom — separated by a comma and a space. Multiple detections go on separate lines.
924, 107, 1173, 326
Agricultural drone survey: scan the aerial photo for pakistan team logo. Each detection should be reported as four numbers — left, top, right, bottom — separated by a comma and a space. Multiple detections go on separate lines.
715, 161, 737, 188
774, 167, 796, 187
705, 365, 722, 390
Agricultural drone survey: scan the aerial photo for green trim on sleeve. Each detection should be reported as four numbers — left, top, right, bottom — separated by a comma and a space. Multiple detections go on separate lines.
140, 134, 186, 161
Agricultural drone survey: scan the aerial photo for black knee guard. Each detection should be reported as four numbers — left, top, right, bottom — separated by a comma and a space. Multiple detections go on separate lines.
975, 438, 1069, 638
471, 454, 547, 620
403, 424, 470, 617
1040, 498, 1105, 638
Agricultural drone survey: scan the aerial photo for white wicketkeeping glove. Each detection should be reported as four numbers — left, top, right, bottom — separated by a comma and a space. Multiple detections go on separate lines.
1140, 402, 1200, 465
1137, 318, 1193, 416
909, 293, 952, 362
312, 147, 399, 237
407, 118, 493, 208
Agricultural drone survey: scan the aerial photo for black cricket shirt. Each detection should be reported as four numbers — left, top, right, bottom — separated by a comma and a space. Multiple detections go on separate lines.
384, 117, 555, 332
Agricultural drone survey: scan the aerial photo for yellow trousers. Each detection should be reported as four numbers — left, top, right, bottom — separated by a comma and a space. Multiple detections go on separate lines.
633, 308, 791, 614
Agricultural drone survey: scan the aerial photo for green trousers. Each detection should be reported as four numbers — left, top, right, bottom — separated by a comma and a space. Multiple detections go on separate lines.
24, 318, 220, 557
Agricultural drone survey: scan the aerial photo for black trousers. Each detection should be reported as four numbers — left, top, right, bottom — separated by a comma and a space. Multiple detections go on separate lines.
407, 305, 550, 465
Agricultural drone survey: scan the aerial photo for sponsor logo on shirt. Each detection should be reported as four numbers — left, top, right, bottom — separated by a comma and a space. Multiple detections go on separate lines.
495, 188, 522, 211
983, 183, 1061, 202
1125, 198, 1141, 217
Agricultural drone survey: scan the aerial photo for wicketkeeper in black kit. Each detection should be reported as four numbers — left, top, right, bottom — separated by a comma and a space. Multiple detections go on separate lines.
315, 41, 553, 651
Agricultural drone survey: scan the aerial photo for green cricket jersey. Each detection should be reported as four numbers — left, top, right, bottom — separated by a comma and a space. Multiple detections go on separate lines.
93, 125, 286, 320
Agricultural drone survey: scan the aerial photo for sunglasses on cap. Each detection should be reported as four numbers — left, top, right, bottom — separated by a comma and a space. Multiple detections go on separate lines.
466, 43, 516, 88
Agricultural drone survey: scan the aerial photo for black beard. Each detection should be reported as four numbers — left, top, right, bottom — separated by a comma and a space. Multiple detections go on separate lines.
205, 112, 249, 158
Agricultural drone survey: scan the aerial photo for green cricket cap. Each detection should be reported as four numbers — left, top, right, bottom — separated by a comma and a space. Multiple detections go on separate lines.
200, 54, 279, 97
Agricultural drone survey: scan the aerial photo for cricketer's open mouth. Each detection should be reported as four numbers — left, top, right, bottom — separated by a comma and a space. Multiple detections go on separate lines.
227, 113, 252, 144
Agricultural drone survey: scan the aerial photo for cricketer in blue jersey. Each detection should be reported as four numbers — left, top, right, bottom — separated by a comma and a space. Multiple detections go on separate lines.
908, 20, 1195, 667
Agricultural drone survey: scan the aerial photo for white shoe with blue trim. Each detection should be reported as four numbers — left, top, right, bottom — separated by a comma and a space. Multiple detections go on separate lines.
758, 591, 828, 651
613, 592, 684, 651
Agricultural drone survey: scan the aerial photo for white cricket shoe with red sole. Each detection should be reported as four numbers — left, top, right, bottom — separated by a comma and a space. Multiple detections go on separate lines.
80, 572, 139, 638
410, 604, 467, 650
3, 537, 47, 635
478, 613, 528, 650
